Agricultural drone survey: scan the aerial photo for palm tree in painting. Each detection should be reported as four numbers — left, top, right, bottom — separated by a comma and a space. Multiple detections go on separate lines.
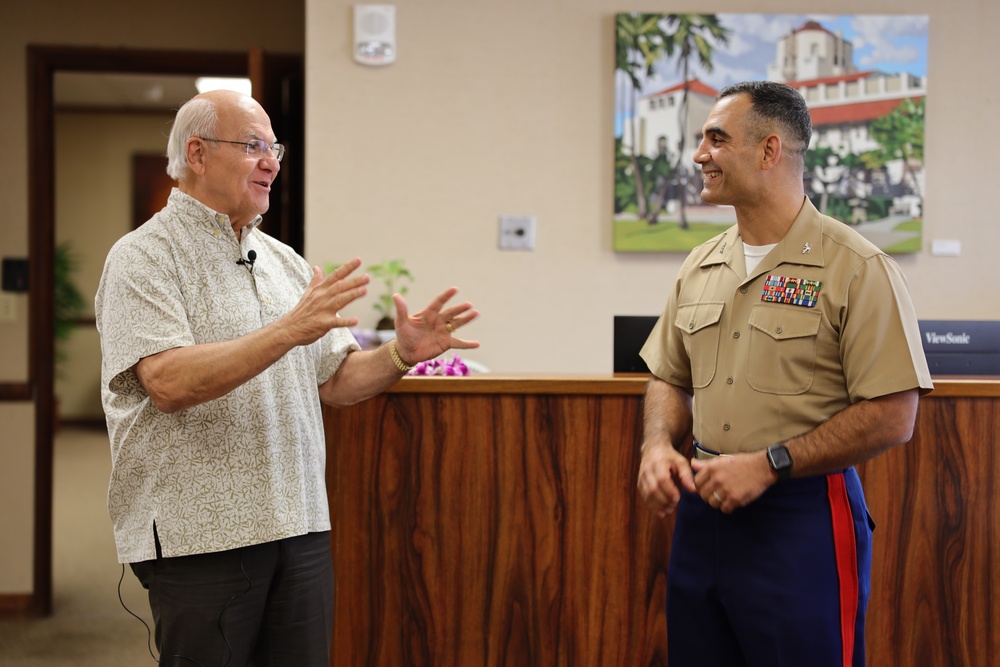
863, 98, 925, 199
660, 14, 729, 229
615, 13, 671, 221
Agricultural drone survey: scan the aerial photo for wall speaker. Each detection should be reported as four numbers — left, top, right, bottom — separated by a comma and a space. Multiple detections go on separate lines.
354, 4, 396, 66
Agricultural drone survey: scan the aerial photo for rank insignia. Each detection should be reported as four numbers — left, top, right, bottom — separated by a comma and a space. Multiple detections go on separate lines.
761, 275, 822, 307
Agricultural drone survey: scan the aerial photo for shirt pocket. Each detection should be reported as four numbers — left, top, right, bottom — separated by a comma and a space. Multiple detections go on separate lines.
747, 306, 821, 395
674, 302, 725, 388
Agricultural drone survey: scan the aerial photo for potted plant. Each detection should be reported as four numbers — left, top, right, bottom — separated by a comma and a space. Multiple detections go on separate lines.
367, 259, 413, 333
54, 241, 86, 371
53, 242, 86, 428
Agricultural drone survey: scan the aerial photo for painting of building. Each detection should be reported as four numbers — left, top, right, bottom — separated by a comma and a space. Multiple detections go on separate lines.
614, 14, 929, 253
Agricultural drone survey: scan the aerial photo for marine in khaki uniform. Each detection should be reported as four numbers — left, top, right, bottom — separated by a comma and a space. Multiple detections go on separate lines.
636, 81, 932, 667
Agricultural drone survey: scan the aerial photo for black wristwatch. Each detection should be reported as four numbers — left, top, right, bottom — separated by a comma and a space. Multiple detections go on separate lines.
767, 444, 793, 481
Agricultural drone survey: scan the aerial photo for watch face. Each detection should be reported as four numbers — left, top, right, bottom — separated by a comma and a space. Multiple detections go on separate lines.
769, 446, 792, 470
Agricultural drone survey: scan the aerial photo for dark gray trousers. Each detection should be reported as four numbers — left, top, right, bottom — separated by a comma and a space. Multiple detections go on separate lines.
131, 531, 334, 667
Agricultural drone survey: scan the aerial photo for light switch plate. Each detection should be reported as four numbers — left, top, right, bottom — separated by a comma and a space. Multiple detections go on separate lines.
0, 293, 16, 323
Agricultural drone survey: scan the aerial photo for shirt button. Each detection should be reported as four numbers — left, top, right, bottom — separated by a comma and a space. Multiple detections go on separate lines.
740, 286, 748, 294
726, 376, 734, 384
723, 423, 731, 431
689, 322, 695, 330
732, 331, 740, 339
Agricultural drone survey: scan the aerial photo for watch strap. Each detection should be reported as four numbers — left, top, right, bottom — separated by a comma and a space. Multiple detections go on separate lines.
767, 444, 793, 481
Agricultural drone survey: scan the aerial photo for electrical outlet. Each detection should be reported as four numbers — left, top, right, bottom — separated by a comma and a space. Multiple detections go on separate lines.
498, 215, 536, 250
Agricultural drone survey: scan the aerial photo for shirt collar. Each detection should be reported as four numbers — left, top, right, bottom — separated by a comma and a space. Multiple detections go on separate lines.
699, 225, 742, 270
773, 197, 825, 270
167, 188, 263, 240
698, 197, 826, 279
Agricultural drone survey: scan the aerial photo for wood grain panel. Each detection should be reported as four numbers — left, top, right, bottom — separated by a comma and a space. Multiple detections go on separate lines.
858, 397, 999, 667
326, 392, 670, 667
327, 380, 999, 667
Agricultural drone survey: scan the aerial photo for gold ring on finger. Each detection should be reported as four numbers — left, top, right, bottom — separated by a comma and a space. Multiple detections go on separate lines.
446, 322, 455, 333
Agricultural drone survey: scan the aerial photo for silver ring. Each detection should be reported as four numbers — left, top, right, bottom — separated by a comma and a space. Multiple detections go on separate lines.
712, 491, 723, 504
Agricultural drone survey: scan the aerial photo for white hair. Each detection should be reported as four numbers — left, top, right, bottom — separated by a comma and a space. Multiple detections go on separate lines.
165, 97, 219, 182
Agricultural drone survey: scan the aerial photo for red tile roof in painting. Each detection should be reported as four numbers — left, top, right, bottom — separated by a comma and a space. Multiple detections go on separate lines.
785, 71, 925, 126
636, 71, 924, 127
794, 20, 834, 37
643, 79, 718, 100
807, 96, 925, 126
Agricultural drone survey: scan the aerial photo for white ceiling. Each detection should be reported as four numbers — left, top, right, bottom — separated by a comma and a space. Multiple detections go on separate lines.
54, 72, 201, 111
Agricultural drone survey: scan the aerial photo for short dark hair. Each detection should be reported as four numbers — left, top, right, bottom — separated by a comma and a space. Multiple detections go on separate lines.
717, 80, 812, 157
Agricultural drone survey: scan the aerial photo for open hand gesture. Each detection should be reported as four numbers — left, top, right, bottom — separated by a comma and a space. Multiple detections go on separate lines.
391, 287, 479, 365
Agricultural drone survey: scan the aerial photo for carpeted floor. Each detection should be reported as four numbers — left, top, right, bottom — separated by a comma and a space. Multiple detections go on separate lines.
0, 426, 157, 666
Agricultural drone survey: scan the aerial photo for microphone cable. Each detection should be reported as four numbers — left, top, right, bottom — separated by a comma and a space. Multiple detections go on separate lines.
118, 556, 252, 666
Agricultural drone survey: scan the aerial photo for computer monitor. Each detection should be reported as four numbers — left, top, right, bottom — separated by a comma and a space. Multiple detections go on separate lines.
613, 315, 659, 373
918, 320, 1000, 375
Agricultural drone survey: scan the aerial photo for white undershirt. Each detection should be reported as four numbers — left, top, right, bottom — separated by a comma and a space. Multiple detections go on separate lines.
743, 241, 777, 275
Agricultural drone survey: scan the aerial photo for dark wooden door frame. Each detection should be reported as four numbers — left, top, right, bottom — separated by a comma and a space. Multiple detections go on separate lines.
26, 45, 251, 616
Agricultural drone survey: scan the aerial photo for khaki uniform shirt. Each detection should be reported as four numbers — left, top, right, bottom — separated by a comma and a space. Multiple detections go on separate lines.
96, 189, 359, 563
641, 198, 933, 454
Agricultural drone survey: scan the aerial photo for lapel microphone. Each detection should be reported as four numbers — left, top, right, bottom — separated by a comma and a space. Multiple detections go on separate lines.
237, 250, 257, 273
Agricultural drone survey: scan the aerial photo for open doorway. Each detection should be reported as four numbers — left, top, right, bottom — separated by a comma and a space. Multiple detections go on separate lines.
26, 45, 303, 615
54, 72, 192, 426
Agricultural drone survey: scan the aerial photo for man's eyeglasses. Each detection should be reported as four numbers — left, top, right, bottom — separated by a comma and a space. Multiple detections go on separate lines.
198, 137, 285, 162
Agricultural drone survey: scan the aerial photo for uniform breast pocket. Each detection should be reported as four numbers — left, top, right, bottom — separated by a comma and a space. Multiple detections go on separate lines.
674, 302, 724, 388
747, 306, 821, 395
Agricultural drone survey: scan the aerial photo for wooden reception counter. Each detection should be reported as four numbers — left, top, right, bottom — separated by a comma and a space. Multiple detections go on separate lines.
323, 375, 999, 667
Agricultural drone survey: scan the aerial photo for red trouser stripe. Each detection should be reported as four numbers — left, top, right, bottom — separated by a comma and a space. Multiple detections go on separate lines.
827, 473, 858, 667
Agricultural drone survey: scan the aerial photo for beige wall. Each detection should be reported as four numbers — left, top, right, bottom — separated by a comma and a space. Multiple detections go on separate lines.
0, 0, 304, 595
304, 0, 999, 375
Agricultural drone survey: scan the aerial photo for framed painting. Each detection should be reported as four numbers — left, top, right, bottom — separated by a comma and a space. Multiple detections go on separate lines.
614, 13, 929, 253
